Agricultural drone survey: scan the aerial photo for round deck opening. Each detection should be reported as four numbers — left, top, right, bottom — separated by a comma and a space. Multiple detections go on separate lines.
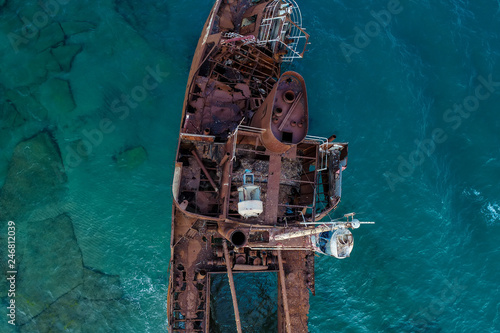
283, 90, 296, 103
231, 230, 247, 247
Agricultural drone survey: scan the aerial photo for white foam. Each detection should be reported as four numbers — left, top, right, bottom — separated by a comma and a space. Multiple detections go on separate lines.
462, 187, 484, 201
482, 202, 500, 226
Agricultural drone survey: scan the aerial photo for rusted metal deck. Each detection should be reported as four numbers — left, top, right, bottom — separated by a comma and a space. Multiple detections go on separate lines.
167, 1, 349, 332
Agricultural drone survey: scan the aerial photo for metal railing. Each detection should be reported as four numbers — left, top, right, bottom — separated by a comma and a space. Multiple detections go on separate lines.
304, 135, 328, 171
230, 124, 265, 161
257, 0, 309, 62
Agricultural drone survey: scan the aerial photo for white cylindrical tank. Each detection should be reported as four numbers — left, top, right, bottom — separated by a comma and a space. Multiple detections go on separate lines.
237, 200, 263, 218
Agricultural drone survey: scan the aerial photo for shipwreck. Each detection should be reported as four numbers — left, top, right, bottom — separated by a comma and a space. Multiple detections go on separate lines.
168, 1, 372, 332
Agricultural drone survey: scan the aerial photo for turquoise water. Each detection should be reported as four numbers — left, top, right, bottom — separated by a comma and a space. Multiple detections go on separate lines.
210, 273, 278, 333
0, 0, 499, 332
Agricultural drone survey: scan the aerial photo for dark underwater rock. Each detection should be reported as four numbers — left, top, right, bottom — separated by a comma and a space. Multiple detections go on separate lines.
0, 50, 60, 89
41, 48, 63, 73
1, 210, 128, 327
5, 87, 48, 120
19, 266, 128, 331
19, 288, 84, 332
51, 44, 82, 72
16, 213, 84, 325
113, 145, 148, 169
0, 130, 129, 327
0, 131, 66, 300
60, 21, 96, 36
113, 0, 169, 50
81, 267, 123, 301
19, 289, 133, 333
39, 78, 76, 114
0, 100, 26, 128
0, 130, 65, 220
2, 210, 128, 327
36, 22, 65, 52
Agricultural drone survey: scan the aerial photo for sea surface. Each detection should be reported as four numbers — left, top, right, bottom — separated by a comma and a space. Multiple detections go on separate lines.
0, 0, 499, 332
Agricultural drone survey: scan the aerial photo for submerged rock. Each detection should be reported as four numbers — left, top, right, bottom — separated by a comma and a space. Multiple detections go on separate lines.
0, 50, 60, 89
51, 44, 82, 72
36, 22, 65, 52
114, 0, 169, 50
16, 213, 84, 325
18, 260, 129, 330
18, 257, 127, 330
61, 21, 96, 36
81, 267, 123, 301
5, 87, 48, 121
19, 289, 84, 332
0, 100, 26, 128
0, 131, 66, 298
19, 289, 134, 332
39, 78, 76, 113
0, 130, 130, 327
41, 48, 63, 73
0, 131, 65, 219
113, 145, 148, 170
5, 210, 128, 327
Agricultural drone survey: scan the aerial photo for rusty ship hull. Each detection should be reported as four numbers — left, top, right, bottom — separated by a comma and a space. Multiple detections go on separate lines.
168, 1, 349, 332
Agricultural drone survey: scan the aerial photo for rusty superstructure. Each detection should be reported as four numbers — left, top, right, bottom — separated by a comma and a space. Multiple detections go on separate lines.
168, 1, 366, 332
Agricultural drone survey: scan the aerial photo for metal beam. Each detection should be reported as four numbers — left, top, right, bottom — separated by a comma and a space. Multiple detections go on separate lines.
278, 250, 292, 333
223, 241, 242, 333
191, 149, 219, 193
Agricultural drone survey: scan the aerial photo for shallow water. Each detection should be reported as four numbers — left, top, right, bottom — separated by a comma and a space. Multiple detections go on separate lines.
0, 0, 499, 332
